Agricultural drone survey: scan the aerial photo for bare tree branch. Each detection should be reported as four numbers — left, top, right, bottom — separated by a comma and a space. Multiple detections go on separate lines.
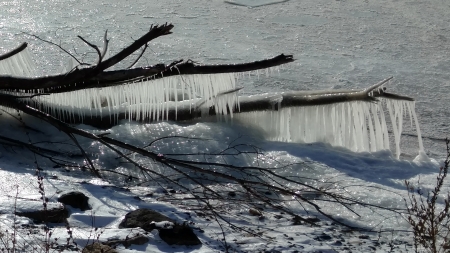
21, 32, 87, 67
0, 42, 28, 61
77, 35, 103, 65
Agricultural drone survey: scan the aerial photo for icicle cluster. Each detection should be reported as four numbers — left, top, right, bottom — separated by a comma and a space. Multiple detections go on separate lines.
234, 99, 423, 158
33, 73, 238, 123
0, 47, 425, 158
0, 48, 36, 77
0, 47, 239, 123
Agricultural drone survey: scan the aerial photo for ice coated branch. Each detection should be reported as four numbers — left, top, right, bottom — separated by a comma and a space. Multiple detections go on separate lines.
0, 23, 414, 130
0, 26, 293, 93
0, 55, 294, 93
3, 77, 409, 129
0, 42, 28, 61
0, 24, 174, 91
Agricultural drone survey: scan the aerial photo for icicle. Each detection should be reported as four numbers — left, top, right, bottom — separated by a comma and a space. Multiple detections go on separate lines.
233, 98, 424, 158
0, 47, 37, 77
407, 101, 424, 152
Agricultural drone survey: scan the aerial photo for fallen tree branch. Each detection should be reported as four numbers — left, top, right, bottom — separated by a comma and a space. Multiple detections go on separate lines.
0, 42, 28, 61
0, 54, 294, 93
0, 24, 174, 91
77, 35, 103, 65
11, 78, 408, 128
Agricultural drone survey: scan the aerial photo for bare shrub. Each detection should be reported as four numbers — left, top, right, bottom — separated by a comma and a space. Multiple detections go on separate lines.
405, 138, 450, 253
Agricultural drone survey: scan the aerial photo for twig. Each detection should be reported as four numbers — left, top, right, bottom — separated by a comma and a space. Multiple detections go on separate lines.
22, 32, 86, 66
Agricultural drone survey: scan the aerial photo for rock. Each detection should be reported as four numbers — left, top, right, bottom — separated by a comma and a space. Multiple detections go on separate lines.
249, 208, 262, 216
82, 242, 118, 253
119, 209, 175, 231
58, 191, 91, 211
358, 235, 370, 239
16, 206, 69, 223
119, 209, 201, 246
158, 223, 201, 246
316, 233, 332, 241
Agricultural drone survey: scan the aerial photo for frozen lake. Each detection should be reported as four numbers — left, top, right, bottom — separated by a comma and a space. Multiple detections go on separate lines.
1, 0, 450, 252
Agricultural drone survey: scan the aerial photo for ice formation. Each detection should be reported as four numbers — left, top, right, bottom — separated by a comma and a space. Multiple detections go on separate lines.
0, 47, 424, 158
0, 47, 36, 77
234, 99, 423, 158
0, 47, 239, 123
31, 72, 239, 123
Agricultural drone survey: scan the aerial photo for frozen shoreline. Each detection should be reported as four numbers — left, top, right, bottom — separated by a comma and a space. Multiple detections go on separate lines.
1, 0, 450, 252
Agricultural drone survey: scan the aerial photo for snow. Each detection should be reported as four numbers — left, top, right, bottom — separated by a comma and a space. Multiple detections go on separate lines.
0, 0, 450, 252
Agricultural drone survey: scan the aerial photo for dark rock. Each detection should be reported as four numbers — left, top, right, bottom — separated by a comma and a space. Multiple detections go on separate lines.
82, 242, 118, 253
292, 216, 303, 225
358, 235, 370, 239
119, 209, 175, 230
159, 223, 202, 246
16, 206, 69, 223
58, 191, 91, 211
316, 233, 332, 241
249, 208, 262, 216
119, 208, 201, 246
